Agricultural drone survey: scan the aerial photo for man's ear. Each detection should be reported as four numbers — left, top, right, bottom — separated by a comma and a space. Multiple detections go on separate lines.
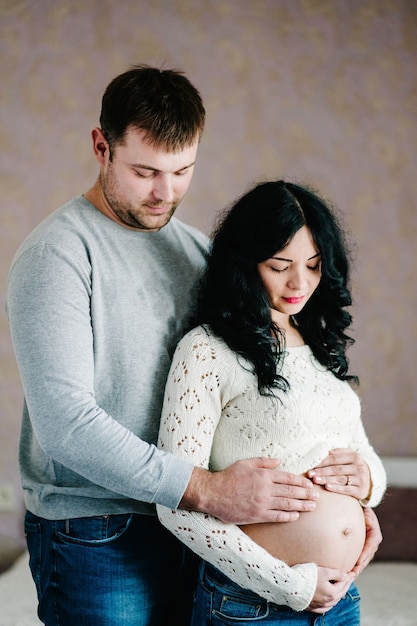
91, 127, 109, 165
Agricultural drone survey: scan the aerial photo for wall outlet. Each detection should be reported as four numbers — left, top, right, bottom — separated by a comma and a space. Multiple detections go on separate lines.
0, 484, 16, 513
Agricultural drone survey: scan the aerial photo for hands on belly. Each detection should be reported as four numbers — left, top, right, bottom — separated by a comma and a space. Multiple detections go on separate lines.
308, 507, 382, 614
307, 567, 356, 614
306, 447, 371, 501
305, 449, 382, 612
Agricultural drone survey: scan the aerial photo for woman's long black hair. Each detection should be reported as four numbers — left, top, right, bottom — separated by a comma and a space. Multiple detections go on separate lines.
195, 180, 358, 395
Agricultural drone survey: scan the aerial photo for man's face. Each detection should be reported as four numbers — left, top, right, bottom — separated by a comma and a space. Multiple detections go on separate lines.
97, 127, 199, 232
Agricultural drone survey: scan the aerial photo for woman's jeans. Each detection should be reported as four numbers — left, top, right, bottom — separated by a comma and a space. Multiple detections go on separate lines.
24, 510, 199, 626
191, 561, 361, 625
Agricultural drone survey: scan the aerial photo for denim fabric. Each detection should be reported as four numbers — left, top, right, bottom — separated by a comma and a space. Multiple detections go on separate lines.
191, 562, 361, 625
24, 510, 199, 625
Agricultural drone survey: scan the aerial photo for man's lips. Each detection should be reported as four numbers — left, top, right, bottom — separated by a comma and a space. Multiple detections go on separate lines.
144, 204, 173, 216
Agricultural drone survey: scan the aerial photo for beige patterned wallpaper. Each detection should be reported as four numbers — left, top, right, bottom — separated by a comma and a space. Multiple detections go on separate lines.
1, 0, 416, 543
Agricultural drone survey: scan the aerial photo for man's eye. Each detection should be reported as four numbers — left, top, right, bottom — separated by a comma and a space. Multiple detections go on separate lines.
134, 169, 156, 178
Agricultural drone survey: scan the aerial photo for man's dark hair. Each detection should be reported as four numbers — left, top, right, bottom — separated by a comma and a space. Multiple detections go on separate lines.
100, 64, 205, 155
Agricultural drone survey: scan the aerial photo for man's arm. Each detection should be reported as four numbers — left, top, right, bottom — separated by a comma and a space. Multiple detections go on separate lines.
6, 241, 192, 508
181, 459, 319, 524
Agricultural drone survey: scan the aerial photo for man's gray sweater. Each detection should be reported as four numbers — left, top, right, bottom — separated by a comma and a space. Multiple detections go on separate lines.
6, 196, 209, 519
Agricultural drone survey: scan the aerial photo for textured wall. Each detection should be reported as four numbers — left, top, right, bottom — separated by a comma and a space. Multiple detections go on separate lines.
1, 0, 416, 543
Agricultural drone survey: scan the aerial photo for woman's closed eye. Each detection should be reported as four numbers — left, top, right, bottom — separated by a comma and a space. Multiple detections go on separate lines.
270, 263, 320, 273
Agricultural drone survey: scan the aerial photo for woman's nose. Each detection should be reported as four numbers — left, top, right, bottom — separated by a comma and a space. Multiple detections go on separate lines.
288, 268, 308, 290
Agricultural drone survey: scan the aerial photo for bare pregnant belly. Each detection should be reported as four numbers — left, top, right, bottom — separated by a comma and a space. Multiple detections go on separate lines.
240, 487, 366, 572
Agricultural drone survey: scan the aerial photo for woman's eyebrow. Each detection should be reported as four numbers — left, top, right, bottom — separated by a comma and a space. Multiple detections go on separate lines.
270, 252, 321, 262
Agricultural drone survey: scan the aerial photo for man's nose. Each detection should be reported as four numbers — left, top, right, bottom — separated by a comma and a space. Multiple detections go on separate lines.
152, 175, 174, 203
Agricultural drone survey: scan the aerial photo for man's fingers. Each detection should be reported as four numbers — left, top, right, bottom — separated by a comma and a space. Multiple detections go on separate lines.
316, 448, 355, 465
255, 456, 281, 469
210, 458, 320, 524
271, 511, 301, 522
273, 469, 318, 490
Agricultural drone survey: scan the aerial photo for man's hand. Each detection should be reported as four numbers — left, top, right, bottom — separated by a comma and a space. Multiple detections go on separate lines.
351, 507, 382, 576
180, 457, 319, 524
307, 567, 356, 614
306, 448, 371, 501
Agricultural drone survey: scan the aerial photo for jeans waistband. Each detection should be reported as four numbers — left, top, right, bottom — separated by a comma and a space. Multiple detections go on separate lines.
201, 561, 266, 602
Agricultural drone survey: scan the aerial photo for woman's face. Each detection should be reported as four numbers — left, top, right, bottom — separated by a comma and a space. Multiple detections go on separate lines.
257, 225, 322, 324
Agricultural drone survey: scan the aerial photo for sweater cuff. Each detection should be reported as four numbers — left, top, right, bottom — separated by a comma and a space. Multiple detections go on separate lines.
288, 562, 318, 611
152, 453, 194, 510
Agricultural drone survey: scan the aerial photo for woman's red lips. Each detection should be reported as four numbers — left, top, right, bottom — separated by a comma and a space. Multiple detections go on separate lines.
284, 296, 305, 304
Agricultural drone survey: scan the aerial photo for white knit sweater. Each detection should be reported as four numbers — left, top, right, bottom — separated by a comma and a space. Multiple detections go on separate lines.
157, 325, 386, 611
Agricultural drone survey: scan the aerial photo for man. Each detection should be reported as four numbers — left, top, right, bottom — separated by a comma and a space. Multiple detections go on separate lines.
6, 65, 381, 625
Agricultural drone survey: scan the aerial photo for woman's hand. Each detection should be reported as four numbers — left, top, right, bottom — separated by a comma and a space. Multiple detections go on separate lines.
308, 508, 382, 613
351, 507, 382, 576
307, 567, 356, 614
306, 448, 371, 501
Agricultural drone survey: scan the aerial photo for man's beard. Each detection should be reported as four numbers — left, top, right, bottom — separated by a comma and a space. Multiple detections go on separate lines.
101, 176, 177, 231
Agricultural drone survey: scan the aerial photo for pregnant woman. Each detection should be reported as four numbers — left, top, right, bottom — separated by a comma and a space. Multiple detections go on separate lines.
157, 180, 386, 625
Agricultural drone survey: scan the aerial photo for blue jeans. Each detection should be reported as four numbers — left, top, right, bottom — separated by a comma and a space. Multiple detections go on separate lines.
191, 562, 361, 625
24, 510, 199, 625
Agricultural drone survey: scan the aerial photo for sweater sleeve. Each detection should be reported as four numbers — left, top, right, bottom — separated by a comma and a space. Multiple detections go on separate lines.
157, 328, 317, 611
7, 242, 192, 509
347, 414, 387, 508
